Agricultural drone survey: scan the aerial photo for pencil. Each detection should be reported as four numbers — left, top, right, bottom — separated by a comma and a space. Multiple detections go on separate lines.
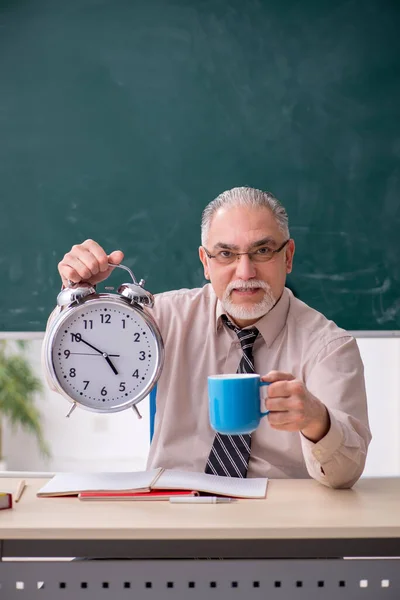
14, 479, 26, 503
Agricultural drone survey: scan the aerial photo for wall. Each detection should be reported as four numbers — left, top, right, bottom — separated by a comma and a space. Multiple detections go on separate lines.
2, 335, 400, 477
2, 0, 400, 334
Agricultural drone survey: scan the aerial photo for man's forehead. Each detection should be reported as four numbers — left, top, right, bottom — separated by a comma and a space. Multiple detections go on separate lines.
207, 205, 281, 245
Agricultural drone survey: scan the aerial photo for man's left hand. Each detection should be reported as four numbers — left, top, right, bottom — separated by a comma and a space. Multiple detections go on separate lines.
262, 371, 330, 443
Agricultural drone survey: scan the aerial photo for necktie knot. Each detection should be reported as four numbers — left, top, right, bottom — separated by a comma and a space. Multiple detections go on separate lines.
222, 315, 259, 350
236, 327, 259, 349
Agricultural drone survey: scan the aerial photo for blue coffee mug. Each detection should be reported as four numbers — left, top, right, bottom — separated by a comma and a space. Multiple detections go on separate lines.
208, 374, 270, 435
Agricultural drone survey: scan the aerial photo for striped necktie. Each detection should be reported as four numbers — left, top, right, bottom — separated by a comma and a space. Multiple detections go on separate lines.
205, 316, 259, 478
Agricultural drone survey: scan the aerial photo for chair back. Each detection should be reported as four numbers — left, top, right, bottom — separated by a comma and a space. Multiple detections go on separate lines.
149, 385, 157, 441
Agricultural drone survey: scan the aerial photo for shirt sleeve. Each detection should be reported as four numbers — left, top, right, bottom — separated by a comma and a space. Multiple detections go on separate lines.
300, 336, 372, 489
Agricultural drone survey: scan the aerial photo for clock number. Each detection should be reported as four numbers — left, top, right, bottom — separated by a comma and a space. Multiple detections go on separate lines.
101, 386, 107, 396
132, 369, 139, 378
83, 319, 93, 329
69, 368, 76, 378
71, 333, 81, 342
134, 332, 140, 342
64, 350, 70, 358
101, 314, 111, 324
121, 319, 126, 329
119, 382, 126, 392
83, 381, 89, 390
139, 351, 146, 361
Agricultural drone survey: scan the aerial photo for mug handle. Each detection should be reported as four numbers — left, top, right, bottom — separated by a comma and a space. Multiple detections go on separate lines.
259, 381, 270, 416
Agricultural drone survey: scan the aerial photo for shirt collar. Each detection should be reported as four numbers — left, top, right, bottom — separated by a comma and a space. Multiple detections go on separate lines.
215, 287, 290, 347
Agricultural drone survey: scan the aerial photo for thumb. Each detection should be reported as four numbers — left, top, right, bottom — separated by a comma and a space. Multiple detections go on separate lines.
107, 250, 124, 265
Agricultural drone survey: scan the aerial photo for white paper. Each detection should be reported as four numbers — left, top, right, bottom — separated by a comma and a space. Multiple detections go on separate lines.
155, 470, 268, 498
37, 469, 161, 496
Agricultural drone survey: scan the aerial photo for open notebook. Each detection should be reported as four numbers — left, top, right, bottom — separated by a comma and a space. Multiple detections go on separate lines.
37, 468, 268, 499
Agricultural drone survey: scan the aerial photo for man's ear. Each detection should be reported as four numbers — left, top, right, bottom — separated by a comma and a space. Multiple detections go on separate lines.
285, 239, 295, 274
199, 246, 210, 280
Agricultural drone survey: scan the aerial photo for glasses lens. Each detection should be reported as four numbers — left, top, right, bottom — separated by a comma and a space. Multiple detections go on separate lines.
252, 250, 274, 262
215, 252, 236, 264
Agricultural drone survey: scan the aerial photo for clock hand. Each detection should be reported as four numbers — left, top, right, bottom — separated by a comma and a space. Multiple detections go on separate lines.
68, 352, 120, 357
105, 356, 118, 375
74, 335, 119, 375
75, 336, 105, 355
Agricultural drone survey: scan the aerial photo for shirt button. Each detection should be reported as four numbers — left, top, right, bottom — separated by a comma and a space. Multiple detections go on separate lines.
315, 450, 322, 458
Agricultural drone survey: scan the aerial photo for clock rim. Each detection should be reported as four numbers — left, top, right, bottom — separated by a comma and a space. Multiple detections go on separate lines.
43, 293, 164, 413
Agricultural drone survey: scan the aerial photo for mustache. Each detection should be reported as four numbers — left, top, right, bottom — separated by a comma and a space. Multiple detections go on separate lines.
225, 280, 270, 295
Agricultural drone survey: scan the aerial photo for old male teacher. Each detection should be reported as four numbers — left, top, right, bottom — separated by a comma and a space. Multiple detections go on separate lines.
55, 186, 371, 488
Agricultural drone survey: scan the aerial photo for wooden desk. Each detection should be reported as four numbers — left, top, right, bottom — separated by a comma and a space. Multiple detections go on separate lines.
0, 477, 399, 599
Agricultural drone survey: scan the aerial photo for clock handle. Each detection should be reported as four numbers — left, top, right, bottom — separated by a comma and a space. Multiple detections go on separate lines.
107, 262, 144, 286
66, 262, 143, 287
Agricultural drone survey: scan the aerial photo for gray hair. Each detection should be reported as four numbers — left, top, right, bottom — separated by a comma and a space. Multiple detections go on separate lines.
201, 186, 290, 246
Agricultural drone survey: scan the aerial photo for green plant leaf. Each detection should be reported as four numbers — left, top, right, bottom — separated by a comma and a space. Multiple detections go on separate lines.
0, 341, 50, 458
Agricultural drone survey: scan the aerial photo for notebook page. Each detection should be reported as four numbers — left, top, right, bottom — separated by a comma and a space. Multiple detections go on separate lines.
37, 469, 162, 497
154, 470, 268, 498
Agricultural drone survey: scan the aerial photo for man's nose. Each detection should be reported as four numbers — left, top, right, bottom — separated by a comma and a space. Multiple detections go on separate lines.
234, 253, 257, 280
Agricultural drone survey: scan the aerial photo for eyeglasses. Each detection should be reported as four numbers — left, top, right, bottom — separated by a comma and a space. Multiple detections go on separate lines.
202, 239, 290, 265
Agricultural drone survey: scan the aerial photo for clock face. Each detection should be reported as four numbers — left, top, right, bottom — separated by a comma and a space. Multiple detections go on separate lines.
49, 298, 162, 411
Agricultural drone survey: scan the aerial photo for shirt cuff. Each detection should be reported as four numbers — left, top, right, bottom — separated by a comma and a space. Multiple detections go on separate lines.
301, 409, 344, 465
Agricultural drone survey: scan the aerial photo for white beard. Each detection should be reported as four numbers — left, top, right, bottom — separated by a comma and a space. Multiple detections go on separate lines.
221, 279, 276, 322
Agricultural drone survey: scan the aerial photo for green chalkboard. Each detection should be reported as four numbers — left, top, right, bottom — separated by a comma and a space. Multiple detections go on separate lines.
1, 0, 399, 332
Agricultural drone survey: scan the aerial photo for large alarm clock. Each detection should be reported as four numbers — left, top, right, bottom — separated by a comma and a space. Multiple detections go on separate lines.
43, 263, 164, 417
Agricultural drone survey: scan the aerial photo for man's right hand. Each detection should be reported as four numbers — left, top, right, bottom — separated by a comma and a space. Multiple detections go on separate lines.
58, 239, 124, 288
